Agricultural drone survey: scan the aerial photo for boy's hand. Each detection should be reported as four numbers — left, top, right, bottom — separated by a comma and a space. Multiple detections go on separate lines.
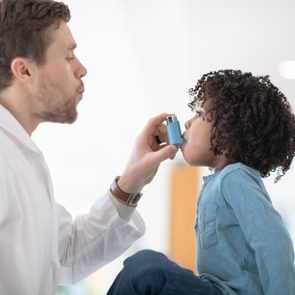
118, 113, 178, 194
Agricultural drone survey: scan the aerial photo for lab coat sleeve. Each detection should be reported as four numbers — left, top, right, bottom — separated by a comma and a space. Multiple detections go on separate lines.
56, 191, 146, 284
0, 163, 6, 226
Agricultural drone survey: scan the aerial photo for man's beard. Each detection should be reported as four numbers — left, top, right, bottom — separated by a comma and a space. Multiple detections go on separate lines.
40, 98, 78, 124
35, 74, 78, 124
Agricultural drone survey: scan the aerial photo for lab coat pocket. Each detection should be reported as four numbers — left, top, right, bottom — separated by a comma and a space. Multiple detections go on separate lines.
201, 203, 218, 249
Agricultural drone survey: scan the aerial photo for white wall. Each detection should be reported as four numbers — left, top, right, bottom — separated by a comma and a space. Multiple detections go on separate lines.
32, 0, 295, 293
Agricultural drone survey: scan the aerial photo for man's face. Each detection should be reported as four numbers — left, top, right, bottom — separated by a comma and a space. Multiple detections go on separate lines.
33, 22, 87, 123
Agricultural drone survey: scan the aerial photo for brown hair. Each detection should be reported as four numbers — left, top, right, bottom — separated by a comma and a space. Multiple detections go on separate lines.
0, 0, 70, 90
188, 69, 295, 182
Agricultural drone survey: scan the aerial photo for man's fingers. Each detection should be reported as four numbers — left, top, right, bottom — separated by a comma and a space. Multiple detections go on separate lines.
142, 113, 172, 137
150, 145, 178, 163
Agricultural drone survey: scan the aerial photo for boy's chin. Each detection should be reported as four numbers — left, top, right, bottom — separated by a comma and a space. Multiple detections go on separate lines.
180, 150, 192, 165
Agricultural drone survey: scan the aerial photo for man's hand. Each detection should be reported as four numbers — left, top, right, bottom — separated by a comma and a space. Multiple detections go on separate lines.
118, 113, 178, 194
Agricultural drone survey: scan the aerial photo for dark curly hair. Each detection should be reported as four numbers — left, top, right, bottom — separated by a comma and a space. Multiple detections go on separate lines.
188, 69, 295, 182
0, 0, 70, 90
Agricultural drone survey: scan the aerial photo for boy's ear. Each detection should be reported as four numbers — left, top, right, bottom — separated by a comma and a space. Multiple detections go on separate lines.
10, 57, 35, 84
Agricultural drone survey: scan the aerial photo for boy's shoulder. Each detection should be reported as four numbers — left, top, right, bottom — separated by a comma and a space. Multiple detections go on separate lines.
218, 162, 261, 184
221, 162, 252, 173
202, 163, 270, 205
203, 163, 263, 193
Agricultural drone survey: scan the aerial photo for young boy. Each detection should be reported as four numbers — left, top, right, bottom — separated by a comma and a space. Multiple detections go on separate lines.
107, 70, 295, 295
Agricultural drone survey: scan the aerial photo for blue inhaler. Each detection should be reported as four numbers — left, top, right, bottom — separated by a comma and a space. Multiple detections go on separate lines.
166, 115, 184, 148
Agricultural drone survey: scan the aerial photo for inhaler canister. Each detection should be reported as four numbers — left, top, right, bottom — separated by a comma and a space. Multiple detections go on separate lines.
166, 115, 184, 148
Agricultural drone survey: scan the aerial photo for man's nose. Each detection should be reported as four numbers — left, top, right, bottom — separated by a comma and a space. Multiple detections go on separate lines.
75, 58, 87, 79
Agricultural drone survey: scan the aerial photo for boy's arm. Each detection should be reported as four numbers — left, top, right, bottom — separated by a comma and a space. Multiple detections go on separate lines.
222, 170, 295, 295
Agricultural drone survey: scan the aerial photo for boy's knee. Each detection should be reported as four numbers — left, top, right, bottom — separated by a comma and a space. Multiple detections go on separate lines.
124, 249, 165, 266
123, 249, 170, 276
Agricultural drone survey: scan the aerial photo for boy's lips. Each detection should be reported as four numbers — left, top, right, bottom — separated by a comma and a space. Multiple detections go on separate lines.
180, 135, 186, 151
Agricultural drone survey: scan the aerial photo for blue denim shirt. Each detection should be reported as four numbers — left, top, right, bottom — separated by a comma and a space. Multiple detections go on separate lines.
196, 163, 295, 295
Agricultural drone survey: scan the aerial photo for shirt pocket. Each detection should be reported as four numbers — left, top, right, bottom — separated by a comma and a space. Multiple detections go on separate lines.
201, 203, 218, 249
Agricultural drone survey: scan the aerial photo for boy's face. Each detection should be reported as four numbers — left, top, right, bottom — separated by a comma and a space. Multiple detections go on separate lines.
181, 105, 228, 170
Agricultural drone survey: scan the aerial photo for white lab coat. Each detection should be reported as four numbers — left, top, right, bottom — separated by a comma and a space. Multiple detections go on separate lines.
0, 105, 145, 295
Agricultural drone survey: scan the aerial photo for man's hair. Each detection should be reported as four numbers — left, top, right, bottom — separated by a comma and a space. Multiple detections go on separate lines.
188, 69, 295, 181
0, 0, 70, 90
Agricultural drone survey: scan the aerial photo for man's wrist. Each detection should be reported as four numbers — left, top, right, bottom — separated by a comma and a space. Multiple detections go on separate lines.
110, 176, 142, 207
117, 174, 144, 194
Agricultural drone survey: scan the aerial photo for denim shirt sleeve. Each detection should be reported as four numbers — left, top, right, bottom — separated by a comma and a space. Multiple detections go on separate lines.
222, 169, 295, 295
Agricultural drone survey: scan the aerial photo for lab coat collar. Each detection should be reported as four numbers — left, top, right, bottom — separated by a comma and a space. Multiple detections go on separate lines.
0, 105, 41, 154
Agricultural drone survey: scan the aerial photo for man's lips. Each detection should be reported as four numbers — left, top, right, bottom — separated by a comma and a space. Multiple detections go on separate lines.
78, 81, 85, 94
76, 87, 85, 103
78, 87, 84, 94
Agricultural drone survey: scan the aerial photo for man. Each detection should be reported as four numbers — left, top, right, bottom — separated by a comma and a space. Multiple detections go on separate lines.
0, 1, 178, 294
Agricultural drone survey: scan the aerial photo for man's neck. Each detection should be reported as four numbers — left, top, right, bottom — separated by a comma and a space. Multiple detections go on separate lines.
0, 88, 38, 136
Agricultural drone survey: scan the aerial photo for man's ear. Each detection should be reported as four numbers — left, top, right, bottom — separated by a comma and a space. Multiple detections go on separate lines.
10, 57, 35, 84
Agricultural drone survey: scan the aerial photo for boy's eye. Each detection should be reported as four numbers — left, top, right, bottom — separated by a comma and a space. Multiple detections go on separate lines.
195, 110, 203, 117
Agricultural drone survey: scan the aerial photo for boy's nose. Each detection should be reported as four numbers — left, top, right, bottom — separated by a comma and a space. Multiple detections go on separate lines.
185, 119, 191, 130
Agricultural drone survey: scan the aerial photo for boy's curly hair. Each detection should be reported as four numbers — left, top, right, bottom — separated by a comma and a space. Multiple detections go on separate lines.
188, 69, 295, 182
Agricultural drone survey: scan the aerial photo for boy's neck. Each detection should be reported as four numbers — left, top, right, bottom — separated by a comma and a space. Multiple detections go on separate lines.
213, 157, 236, 172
